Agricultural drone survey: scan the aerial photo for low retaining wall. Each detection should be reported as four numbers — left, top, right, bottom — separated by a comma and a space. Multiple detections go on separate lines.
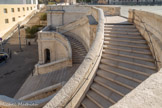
0, 81, 64, 108
35, 58, 72, 75
43, 7, 104, 108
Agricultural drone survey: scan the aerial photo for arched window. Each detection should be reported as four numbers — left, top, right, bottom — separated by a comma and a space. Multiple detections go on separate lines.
45, 49, 50, 63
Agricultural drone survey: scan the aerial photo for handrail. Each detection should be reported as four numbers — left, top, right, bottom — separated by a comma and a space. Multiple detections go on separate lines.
132, 10, 160, 70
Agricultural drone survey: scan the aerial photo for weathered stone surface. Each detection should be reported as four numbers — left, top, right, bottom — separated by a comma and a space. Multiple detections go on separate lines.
128, 9, 162, 69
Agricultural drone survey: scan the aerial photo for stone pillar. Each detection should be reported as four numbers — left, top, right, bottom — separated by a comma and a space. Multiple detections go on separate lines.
47, 10, 65, 27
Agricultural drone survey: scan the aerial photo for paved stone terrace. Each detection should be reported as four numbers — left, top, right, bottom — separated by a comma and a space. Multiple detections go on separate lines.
104, 16, 131, 24
14, 64, 80, 99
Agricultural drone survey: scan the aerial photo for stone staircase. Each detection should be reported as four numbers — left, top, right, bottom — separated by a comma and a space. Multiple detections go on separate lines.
65, 35, 87, 64
79, 23, 157, 108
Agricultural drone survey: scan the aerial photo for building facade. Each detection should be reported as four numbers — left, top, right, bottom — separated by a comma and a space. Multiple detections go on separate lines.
98, 0, 162, 4
0, 0, 38, 4
0, 0, 39, 39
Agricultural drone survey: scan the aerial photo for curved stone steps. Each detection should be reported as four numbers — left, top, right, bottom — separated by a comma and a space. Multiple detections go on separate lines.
65, 35, 87, 64
78, 22, 157, 108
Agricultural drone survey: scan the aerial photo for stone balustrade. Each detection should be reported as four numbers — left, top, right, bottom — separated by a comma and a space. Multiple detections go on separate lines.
128, 9, 162, 69
43, 7, 105, 108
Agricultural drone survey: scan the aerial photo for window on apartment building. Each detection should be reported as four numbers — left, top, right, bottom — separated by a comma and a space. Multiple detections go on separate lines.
23, 15, 25, 17
31, 7, 32, 10
5, 19, 9, 23
12, 17, 15, 22
18, 16, 21, 18
4, 8, 7, 13
11, 8, 14, 12
18, 8, 20, 12
27, 7, 29, 11
23, 7, 25, 11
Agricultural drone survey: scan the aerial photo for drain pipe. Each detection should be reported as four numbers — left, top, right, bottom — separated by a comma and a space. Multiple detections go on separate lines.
62, 6, 64, 25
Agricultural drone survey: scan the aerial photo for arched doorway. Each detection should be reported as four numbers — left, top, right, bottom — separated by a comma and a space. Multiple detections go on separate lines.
45, 49, 50, 63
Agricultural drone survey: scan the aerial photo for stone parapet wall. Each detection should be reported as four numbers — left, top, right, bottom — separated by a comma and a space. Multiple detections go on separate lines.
35, 58, 72, 75
128, 9, 162, 69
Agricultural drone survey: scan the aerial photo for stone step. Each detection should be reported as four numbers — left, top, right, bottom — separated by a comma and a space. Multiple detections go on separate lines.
104, 25, 136, 29
81, 97, 99, 108
87, 90, 111, 108
104, 31, 141, 36
101, 58, 152, 77
103, 44, 151, 54
104, 34, 143, 39
65, 35, 87, 64
104, 39, 148, 47
103, 42, 149, 49
98, 65, 142, 84
91, 83, 116, 104
95, 76, 131, 95
104, 36, 144, 41
104, 28, 138, 32
102, 53, 156, 70
103, 56, 156, 75
99, 65, 140, 88
103, 49, 154, 62
104, 37, 146, 44
97, 70, 134, 90
94, 77, 125, 97
102, 53, 156, 69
